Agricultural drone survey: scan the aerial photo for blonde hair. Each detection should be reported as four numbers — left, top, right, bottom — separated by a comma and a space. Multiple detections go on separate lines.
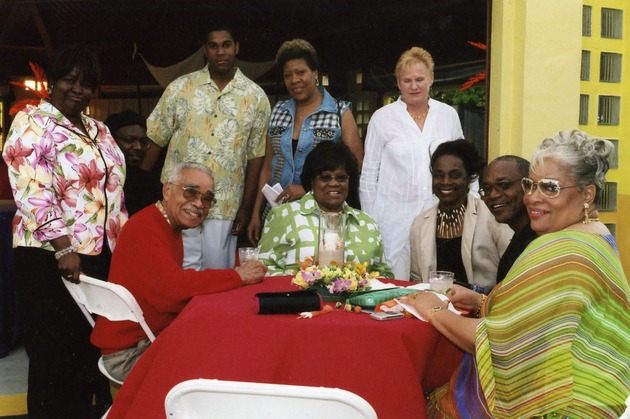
395, 46, 434, 79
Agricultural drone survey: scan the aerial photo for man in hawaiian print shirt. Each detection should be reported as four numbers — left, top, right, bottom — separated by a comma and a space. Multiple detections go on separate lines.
143, 24, 271, 270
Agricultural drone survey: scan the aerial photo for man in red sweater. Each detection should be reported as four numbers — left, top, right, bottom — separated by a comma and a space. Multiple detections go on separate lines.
91, 162, 267, 382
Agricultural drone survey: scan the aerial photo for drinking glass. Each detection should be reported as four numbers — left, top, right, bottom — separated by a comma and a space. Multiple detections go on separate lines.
429, 270, 454, 294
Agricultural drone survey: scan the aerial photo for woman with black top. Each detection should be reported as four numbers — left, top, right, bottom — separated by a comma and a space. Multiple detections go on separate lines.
409, 139, 512, 292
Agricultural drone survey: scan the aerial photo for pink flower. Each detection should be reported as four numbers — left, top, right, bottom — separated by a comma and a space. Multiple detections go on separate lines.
32, 137, 57, 173
28, 190, 55, 223
76, 160, 105, 191
53, 175, 78, 209
106, 167, 120, 193
3, 139, 33, 171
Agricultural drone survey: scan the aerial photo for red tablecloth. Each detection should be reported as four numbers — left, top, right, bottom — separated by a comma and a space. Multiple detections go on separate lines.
109, 277, 463, 418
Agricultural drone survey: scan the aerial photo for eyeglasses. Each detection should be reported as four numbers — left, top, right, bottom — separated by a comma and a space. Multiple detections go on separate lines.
118, 136, 151, 149
316, 174, 350, 183
521, 177, 579, 199
169, 183, 217, 208
479, 179, 521, 197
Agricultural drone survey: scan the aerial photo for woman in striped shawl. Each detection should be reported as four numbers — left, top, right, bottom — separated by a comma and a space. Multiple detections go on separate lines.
402, 129, 629, 418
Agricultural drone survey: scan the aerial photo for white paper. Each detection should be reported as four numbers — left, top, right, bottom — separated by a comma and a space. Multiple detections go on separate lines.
394, 296, 461, 322
262, 183, 284, 207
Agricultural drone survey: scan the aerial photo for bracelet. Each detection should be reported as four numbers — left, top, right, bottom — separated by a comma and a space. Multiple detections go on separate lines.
473, 294, 488, 318
428, 306, 444, 323
54, 245, 77, 260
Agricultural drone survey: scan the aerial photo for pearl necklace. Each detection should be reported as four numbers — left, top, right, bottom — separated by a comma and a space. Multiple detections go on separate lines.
436, 204, 466, 239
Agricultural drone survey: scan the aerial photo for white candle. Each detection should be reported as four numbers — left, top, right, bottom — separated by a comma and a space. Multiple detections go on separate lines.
323, 230, 339, 251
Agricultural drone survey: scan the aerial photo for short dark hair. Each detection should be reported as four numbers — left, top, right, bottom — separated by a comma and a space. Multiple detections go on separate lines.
48, 43, 101, 88
301, 141, 359, 200
430, 139, 485, 182
489, 155, 530, 178
276, 39, 319, 71
104, 110, 146, 137
204, 24, 237, 43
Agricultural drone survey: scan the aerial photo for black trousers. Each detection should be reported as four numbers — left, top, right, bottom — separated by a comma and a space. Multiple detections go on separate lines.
14, 246, 112, 419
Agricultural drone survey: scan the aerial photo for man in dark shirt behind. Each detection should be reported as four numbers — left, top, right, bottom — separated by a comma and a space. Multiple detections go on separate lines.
480, 155, 538, 283
448, 155, 537, 313
105, 110, 163, 216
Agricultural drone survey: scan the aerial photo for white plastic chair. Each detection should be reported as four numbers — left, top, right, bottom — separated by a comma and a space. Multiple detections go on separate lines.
164, 379, 378, 419
62, 273, 156, 385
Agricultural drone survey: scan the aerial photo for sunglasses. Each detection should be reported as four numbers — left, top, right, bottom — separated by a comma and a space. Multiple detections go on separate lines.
169, 183, 217, 208
479, 179, 521, 197
521, 177, 579, 199
316, 174, 350, 183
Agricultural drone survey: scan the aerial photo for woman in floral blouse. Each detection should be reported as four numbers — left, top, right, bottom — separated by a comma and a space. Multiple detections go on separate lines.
2, 44, 127, 418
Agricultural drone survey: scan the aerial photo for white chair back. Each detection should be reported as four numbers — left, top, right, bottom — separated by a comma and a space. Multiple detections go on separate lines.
63, 274, 156, 341
164, 379, 378, 419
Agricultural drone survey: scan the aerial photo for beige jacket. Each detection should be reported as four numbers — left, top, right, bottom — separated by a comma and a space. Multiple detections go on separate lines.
409, 194, 513, 289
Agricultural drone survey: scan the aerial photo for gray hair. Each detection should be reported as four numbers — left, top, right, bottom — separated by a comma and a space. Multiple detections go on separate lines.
166, 162, 214, 184
531, 130, 613, 201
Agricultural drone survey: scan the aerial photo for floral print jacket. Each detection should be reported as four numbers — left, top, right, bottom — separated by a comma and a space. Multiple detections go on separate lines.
2, 100, 128, 254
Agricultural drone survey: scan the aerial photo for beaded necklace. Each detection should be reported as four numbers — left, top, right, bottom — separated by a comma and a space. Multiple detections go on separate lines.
155, 201, 171, 225
436, 204, 466, 239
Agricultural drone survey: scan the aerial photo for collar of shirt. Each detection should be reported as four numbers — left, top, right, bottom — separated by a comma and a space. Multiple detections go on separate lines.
297, 191, 360, 222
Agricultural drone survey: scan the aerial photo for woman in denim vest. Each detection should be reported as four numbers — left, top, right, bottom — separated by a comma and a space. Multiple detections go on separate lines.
247, 39, 363, 245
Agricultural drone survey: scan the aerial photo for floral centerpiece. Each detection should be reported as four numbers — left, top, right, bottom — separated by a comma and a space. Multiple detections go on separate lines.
292, 257, 377, 300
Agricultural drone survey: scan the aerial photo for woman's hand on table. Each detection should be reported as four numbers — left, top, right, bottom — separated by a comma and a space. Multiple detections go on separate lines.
400, 291, 448, 320
446, 285, 483, 314
276, 184, 305, 204
235, 260, 268, 285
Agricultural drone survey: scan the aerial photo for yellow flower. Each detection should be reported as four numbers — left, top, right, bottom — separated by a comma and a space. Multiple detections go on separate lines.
15, 164, 52, 191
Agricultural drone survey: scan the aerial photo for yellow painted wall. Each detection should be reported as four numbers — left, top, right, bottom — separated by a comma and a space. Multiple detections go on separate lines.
489, 0, 627, 271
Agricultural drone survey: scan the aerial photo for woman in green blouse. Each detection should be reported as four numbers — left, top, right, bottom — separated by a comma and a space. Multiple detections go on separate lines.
257, 141, 392, 277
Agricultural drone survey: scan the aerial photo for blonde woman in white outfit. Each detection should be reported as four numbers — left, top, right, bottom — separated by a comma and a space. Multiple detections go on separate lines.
359, 46, 463, 279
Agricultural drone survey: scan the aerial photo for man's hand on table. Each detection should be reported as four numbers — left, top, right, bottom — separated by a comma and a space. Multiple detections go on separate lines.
235, 260, 267, 285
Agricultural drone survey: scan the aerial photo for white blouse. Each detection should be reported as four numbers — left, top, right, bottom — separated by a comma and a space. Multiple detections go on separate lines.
359, 97, 463, 279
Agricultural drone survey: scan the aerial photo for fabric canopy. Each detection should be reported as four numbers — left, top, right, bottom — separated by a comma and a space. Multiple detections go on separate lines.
141, 47, 276, 88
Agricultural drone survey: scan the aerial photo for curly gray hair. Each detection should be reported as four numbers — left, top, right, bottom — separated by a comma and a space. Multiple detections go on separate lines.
531, 130, 613, 201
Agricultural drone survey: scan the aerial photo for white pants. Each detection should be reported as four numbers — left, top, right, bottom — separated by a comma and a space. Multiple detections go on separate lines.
182, 219, 236, 270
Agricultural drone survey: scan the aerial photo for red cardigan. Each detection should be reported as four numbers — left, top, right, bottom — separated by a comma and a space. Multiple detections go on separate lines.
91, 204, 242, 354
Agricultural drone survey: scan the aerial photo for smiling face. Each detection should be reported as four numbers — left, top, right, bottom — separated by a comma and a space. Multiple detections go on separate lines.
204, 30, 239, 76
283, 58, 318, 103
49, 67, 95, 119
524, 158, 591, 235
312, 166, 349, 213
432, 154, 470, 210
482, 160, 528, 229
162, 168, 214, 231
396, 61, 434, 108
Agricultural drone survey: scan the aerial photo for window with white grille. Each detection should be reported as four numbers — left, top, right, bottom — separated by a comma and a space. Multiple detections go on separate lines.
598, 96, 620, 125
600, 52, 622, 82
581, 50, 591, 80
601, 8, 623, 39
579, 94, 589, 125
583, 6, 592, 36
